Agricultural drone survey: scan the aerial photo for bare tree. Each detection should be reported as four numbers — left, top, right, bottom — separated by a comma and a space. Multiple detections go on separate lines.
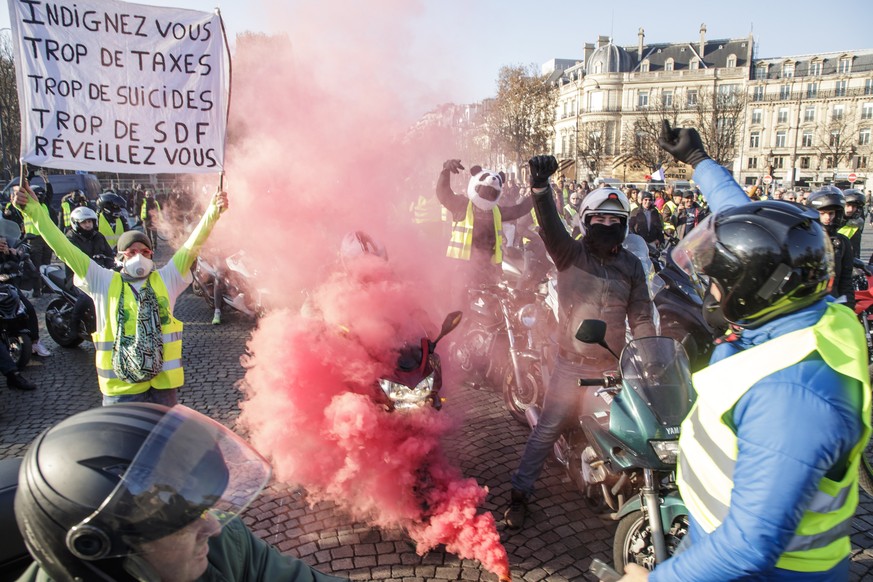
815, 105, 860, 175
692, 86, 746, 167
620, 97, 681, 174
0, 32, 20, 180
576, 120, 610, 180
486, 64, 557, 170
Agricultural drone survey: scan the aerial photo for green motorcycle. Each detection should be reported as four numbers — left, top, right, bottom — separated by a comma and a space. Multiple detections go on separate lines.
570, 320, 695, 571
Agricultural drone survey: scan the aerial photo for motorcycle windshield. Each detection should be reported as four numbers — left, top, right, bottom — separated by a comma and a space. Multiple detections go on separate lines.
0, 218, 20, 245
620, 336, 694, 427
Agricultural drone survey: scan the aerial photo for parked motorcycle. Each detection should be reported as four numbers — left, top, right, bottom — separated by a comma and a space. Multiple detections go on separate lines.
40, 255, 113, 347
376, 312, 462, 411
525, 319, 694, 571
0, 223, 34, 369
191, 250, 267, 318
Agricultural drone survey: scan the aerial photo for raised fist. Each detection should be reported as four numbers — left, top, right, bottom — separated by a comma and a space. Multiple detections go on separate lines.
442, 159, 464, 174
528, 155, 558, 189
658, 120, 710, 168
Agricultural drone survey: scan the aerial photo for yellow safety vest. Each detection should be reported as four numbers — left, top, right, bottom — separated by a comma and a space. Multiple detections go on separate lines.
838, 224, 859, 240
141, 199, 161, 221
677, 304, 871, 572
93, 271, 184, 396
523, 208, 541, 244
446, 201, 503, 264
98, 214, 125, 248
22, 203, 49, 235
61, 201, 72, 228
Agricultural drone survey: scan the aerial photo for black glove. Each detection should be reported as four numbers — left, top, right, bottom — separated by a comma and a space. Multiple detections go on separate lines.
529, 155, 558, 189
658, 120, 710, 168
442, 159, 464, 174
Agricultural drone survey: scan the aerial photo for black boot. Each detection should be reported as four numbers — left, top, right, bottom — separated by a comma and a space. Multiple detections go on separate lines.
504, 488, 529, 530
7, 371, 36, 391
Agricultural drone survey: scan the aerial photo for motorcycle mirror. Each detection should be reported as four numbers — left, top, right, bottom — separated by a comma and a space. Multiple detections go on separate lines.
575, 319, 620, 360
432, 311, 463, 346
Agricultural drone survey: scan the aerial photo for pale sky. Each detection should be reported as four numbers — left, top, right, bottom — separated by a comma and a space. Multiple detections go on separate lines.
3, 0, 870, 107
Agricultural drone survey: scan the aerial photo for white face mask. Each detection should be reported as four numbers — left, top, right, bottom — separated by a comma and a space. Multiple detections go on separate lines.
123, 253, 154, 278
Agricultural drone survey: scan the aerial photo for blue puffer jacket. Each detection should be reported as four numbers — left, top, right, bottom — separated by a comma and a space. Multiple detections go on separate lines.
650, 160, 865, 581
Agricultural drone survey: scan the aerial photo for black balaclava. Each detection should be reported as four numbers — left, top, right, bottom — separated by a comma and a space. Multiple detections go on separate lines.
584, 221, 626, 258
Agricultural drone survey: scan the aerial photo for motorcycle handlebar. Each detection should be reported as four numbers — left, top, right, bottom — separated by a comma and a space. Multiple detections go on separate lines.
578, 378, 606, 387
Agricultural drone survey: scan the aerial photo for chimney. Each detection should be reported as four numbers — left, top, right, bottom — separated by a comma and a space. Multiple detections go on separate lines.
597, 35, 610, 49
699, 23, 707, 60
638, 27, 645, 61
583, 42, 595, 65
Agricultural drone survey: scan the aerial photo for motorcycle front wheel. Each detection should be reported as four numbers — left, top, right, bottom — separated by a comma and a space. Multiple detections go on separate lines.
613, 510, 689, 573
6, 333, 32, 370
502, 360, 544, 425
45, 298, 84, 348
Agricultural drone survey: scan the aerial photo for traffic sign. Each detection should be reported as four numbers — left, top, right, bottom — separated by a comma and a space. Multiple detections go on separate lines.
762, 175, 773, 185
848, 173, 858, 183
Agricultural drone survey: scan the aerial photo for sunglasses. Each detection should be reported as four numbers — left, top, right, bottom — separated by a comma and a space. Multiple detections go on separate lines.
122, 248, 153, 258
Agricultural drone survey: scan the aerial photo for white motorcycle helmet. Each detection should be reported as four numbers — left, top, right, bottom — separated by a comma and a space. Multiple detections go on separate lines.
70, 206, 99, 236
575, 187, 630, 239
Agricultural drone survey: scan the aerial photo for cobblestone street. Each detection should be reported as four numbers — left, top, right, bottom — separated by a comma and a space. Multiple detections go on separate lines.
2, 232, 873, 581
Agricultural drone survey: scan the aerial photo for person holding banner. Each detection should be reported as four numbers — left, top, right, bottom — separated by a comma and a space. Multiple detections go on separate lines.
14, 178, 228, 406
140, 189, 163, 251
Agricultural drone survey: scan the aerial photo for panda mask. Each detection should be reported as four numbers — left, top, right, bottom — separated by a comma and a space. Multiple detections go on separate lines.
466, 166, 506, 212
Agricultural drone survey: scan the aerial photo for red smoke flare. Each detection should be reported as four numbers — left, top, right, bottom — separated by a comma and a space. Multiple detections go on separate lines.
239, 258, 510, 579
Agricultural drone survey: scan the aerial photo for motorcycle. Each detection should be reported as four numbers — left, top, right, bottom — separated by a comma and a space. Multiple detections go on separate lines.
850, 258, 873, 498
40, 255, 113, 347
0, 222, 34, 369
375, 311, 462, 411
525, 319, 694, 571
191, 250, 267, 319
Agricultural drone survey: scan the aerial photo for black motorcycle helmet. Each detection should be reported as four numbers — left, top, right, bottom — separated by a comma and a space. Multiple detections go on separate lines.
808, 188, 847, 236
14, 404, 271, 581
843, 189, 865, 214
672, 200, 833, 329
97, 193, 125, 220
30, 185, 48, 205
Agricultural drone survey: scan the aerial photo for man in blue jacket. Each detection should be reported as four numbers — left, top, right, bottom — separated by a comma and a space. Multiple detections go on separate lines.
617, 122, 870, 581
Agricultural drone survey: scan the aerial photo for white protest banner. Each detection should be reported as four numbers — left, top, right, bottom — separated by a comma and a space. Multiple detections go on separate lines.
7, 0, 230, 174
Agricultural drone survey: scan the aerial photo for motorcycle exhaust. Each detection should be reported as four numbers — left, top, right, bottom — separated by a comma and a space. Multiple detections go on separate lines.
524, 404, 541, 430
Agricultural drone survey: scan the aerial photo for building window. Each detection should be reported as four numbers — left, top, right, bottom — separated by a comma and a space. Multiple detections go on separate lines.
802, 130, 813, 147
755, 64, 767, 79
833, 105, 845, 120
866, 79, 873, 95
806, 83, 818, 99
690, 58, 699, 70
859, 155, 869, 169
773, 156, 784, 169
804, 106, 815, 123
800, 156, 810, 169
838, 57, 852, 74
750, 131, 760, 148
809, 61, 821, 76
782, 62, 794, 78
727, 54, 737, 68
640, 60, 650, 73
778, 85, 790, 100
776, 131, 787, 147
862, 103, 873, 120
778, 108, 789, 123
752, 86, 764, 102
638, 91, 649, 108
835, 80, 848, 97
661, 90, 673, 108
686, 89, 698, 107
860, 128, 872, 146
748, 157, 758, 169
664, 58, 674, 72
830, 130, 841, 147
752, 108, 763, 124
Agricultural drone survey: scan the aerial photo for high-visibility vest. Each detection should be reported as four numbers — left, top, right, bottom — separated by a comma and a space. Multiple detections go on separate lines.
23, 203, 49, 235
677, 304, 871, 572
412, 195, 442, 224
446, 201, 503, 264
838, 224, 859, 240
141, 199, 161, 222
98, 214, 125, 248
523, 208, 542, 244
60, 201, 72, 228
93, 271, 184, 396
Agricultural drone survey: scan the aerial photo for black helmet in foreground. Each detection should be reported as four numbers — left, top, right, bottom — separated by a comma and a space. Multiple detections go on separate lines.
808, 188, 847, 234
14, 404, 271, 581
672, 200, 834, 329
843, 188, 865, 207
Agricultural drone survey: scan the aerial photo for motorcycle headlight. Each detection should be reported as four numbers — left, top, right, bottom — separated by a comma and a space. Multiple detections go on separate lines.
378, 374, 435, 409
650, 440, 680, 464
517, 304, 538, 328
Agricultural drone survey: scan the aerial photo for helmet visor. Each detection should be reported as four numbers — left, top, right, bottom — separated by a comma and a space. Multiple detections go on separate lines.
68, 405, 271, 558
670, 214, 717, 291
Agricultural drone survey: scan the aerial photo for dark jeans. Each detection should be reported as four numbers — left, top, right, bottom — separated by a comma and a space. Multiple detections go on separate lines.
102, 387, 178, 407
144, 226, 158, 251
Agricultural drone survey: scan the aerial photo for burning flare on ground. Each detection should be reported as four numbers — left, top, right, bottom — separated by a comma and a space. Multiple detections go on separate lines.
238, 258, 510, 580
